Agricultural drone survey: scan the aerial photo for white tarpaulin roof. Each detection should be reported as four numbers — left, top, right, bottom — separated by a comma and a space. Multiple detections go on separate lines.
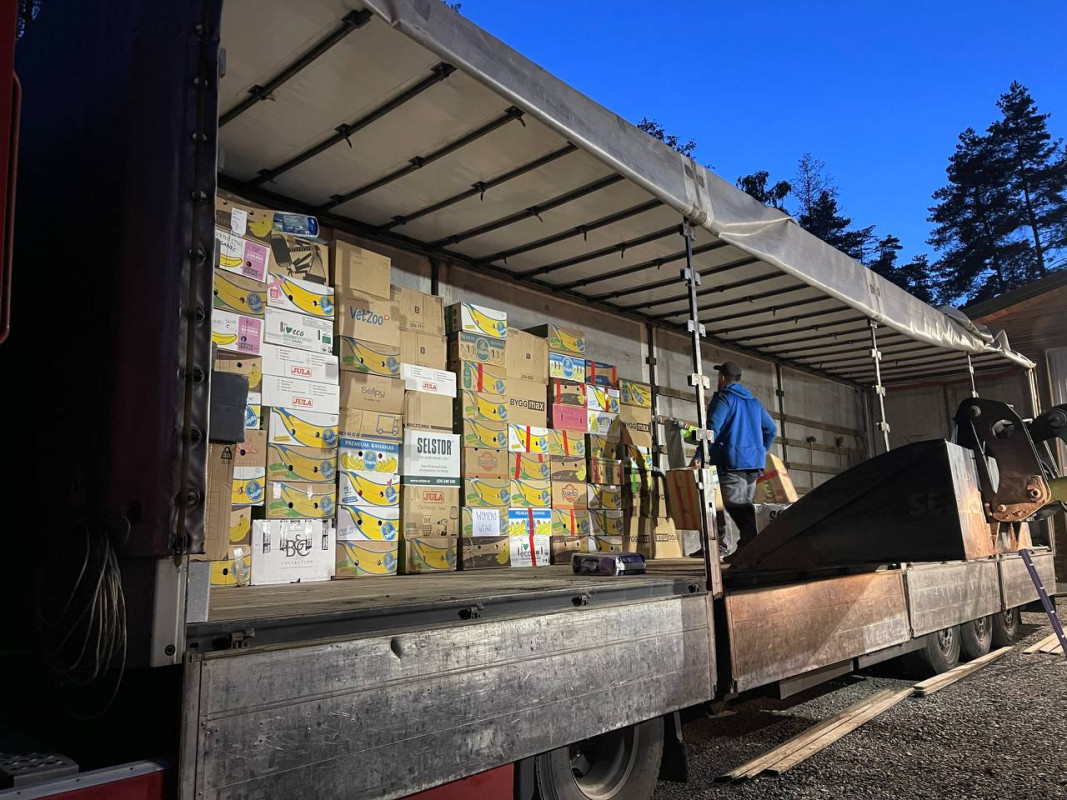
217, 0, 1034, 386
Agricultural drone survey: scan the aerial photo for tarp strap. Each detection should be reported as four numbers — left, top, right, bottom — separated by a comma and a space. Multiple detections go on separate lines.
869, 321, 891, 452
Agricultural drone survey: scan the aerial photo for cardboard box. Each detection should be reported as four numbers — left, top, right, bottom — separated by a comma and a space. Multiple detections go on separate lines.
265, 481, 337, 519
551, 404, 587, 433
392, 285, 444, 335
404, 391, 453, 432
508, 424, 553, 454
335, 288, 400, 347
587, 385, 620, 414
401, 486, 460, 537
507, 379, 548, 428
339, 373, 404, 414
456, 389, 509, 424
506, 329, 548, 383
235, 430, 268, 467
338, 408, 402, 442
209, 546, 252, 586
229, 506, 252, 545
462, 420, 508, 450
619, 379, 652, 408
215, 227, 269, 282
260, 343, 338, 384
585, 360, 618, 388
464, 478, 511, 508
624, 516, 682, 560
268, 234, 328, 284
548, 429, 586, 458
339, 437, 400, 475
335, 540, 398, 577
549, 379, 587, 408
462, 448, 510, 479
511, 452, 551, 481
339, 337, 400, 377
246, 392, 262, 430
267, 443, 337, 483
588, 484, 623, 510
588, 458, 622, 485
204, 444, 236, 560
215, 196, 272, 244
454, 359, 507, 395
337, 503, 401, 541
459, 535, 511, 570
263, 307, 333, 354
622, 444, 655, 472
526, 323, 585, 356
266, 273, 335, 319
549, 457, 586, 482
401, 431, 459, 485
618, 404, 654, 448
232, 467, 265, 507
446, 302, 507, 338
548, 351, 585, 383
587, 434, 621, 460
400, 331, 447, 369
510, 533, 551, 568
552, 480, 587, 510
212, 310, 263, 356
755, 453, 799, 504
268, 407, 339, 449
589, 534, 625, 552
549, 534, 588, 563
214, 268, 267, 317
511, 478, 552, 508
551, 509, 592, 538
209, 371, 249, 443
590, 510, 625, 537
262, 374, 340, 416
215, 353, 262, 392
665, 468, 720, 530
586, 410, 617, 437
399, 536, 458, 574
400, 364, 456, 397
449, 331, 506, 369
338, 471, 399, 507
461, 507, 508, 537
508, 508, 552, 538
251, 519, 335, 585
330, 240, 391, 299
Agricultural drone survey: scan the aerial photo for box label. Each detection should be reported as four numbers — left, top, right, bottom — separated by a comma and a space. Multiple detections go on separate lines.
400, 364, 457, 397
462, 447, 510, 479
263, 307, 333, 354
215, 228, 269, 282
551, 404, 587, 432
261, 374, 340, 416
339, 437, 400, 474
509, 534, 551, 568
212, 310, 263, 356
401, 432, 460, 485
251, 520, 335, 585
339, 373, 404, 415
508, 508, 553, 538
470, 508, 506, 537
260, 343, 338, 384
449, 331, 506, 368
548, 351, 585, 382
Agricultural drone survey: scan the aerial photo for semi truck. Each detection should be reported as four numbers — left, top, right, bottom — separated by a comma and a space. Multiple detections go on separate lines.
4, 2, 1061, 799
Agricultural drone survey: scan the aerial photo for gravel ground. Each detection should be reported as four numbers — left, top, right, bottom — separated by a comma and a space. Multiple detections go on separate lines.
656, 603, 1067, 800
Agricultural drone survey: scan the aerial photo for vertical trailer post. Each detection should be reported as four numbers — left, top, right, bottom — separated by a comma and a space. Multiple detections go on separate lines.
680, 220, 717, 589
645, 322, 662, 456
429, 257, 440, 296
868, 320, 890, 453
966, 354, 979, 398
774, 362, 788, 466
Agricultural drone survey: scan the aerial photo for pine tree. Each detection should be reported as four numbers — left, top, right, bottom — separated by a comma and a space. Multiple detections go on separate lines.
792, 153, 833, 219
798, 189, 875, 262
869, 235, 939, 303
736, 171, 791, 209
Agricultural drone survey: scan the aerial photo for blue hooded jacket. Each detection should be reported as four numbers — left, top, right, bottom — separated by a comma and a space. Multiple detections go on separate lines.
705, 383, 777, 471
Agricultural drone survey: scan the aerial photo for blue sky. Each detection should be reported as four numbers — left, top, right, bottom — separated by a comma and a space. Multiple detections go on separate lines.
461, 1, 1067, 262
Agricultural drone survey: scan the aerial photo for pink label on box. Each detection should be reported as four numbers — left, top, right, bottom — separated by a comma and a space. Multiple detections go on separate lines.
237, 315, 263, 355
551, 404, 587, 432
239, 240, 269, 282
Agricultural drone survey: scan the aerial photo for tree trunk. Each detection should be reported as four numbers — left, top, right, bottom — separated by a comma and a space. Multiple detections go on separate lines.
1020, 178, 1046, 278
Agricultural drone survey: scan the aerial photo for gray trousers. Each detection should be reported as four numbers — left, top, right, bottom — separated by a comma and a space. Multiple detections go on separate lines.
719, 469, 759, 553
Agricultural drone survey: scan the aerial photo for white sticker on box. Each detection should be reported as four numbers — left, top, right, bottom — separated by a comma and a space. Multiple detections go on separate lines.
231, 207, 248, 236
273, 483, 282, 499
216, 228, 245, 260
471, 508, 500, 537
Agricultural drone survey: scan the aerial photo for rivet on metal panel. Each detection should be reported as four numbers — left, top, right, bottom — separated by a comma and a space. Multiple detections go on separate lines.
193, 305, 206, 323
459, 605, 483, 620
572, 593, 591, 607
189, 427, 203, 444
183, 488, 202, 508
189, 366, 206, 384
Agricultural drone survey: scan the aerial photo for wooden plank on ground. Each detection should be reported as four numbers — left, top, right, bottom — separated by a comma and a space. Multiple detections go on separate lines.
1025, 633, 1059, 654
912, 646, 1012, 697
1039, 638, 1063, 654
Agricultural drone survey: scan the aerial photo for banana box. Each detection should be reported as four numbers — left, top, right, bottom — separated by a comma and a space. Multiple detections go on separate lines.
462, 507, 508, 537
547, 351, 585, 383
210, 546, 252, 587
335, 540, 398, 578
589, 534, 625, 553
235, 429, 268, 468
262, 374, 340, 416
266, 273, 335, 319
336, 504, 400, 541
622, 444, 655, 472
457, 389, 509, 424
551, 404, 586, 433
263, 307, 333, 354
587, 385, 620, 414
392, 286, 445, 335
589, 458, 623, 485
400, 364, 456, 397
229, 507, 252, 545
549, 379, 587, 408
339, 471, 399, 507
462, 420, 508, 450
401, 431, 460, 486
588, 484, 623, 510
511, 478, 552, 509
268, 407, 339, 449
508, 508, 552, 538
549, 457, 586, 482
508, 424, 552, 454
215, 352, 263, 392
400, 330, 447, 370
453, 359, 507, 395
509, 533, 551, 568
339, 409, 402, 442
267, 234, 328, 285
585, 360, 618, 389
587, 434, 622, 460
511, 452, 551, 481
215, 196, 272, 245
330, 240, 390, 299
448, 331, 506, 369
462, 448, 509, 479
506, 328, 548, 384
267, 443, 338, 482
548, 429, 585, 458
550, 509, 592, 538
459, 535, 511, 570
551, 480, 587, 510
339, 437, 400, 475
246, 393, 262, 430
232, 467, 266, 507
550, 535, 588, 564
214, 268, 267, 316
260, 343, 338, 384
399, 535, 458, 574
619, 379, 653, 409
212, 310, 263, 356
401, 486, 460, 537
251, 519, 335, 585
590, 510, 625, 537
526, 323, 585, 357
265, 481, 337, 519
464, 478, 511, 508
587, 410, 618, 437
339, 337, 400, 377
446, 302, 507, 338
215, 227, 269, 282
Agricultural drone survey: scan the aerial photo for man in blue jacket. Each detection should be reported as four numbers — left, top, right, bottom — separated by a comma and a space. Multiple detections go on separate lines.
694, 361, 777, 555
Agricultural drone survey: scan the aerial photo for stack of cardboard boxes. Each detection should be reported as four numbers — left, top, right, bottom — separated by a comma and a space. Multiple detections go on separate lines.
580, 360, 624, 559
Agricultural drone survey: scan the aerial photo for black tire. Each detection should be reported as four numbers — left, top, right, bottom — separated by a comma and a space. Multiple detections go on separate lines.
906, 626, 961, 677
960, 616, 993, 660
534, 717, 664, 800
991, 607, 1021, 648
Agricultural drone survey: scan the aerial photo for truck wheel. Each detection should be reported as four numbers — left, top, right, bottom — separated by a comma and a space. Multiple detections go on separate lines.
990, 607, 1021, 648
906, 626, 961, 677
960, 616, 992, 660
534, 717, 664, 800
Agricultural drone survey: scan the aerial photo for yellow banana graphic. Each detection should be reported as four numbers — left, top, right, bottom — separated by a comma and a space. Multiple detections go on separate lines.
214, 272, 267, 315
406, 538, 456, 572
553, 326, 585, 355
511, 480, 552, 508
339, 338, 400, 377
342, 506, 400, 540
271, 408, 338, 449
274, 276, 334, 319
268, 483, 336, 518
592, 486, 622, 509
466, 479, 510, 507
228, 513, 251, 544
337, 541, 398, 576
268, 444, 336, 482
212, 330, 238, 347
342, 472, 399, 507
466, 391, 508, 422
218, 249, 244, 270
590, 386, 619, 414
246, 214, 273, 240
465, 421, 507, 448
514, 455, 550, 480
465, 303, 507, 338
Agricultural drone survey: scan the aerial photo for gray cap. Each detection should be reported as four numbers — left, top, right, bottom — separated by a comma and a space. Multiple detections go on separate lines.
714, 361, 742, 379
